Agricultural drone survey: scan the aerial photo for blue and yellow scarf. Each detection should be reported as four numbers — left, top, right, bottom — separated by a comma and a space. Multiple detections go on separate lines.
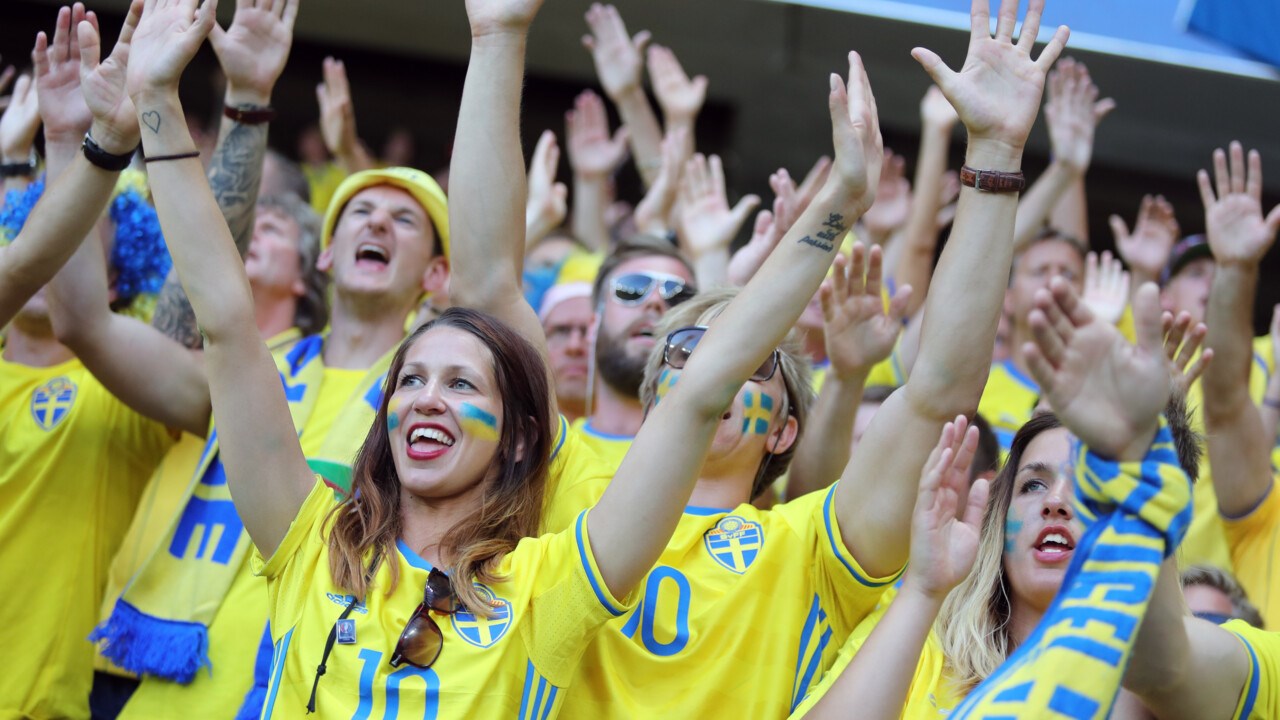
954, 419, 1192, 719
91, 334, 394, 684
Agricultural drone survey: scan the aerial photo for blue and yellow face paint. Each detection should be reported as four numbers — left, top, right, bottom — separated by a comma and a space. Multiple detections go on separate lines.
654, 369, 679, 406
741, 391, 774, 436
1003, 513, 1023, 554
460, 403, 500, 442
387, 397, 402, 432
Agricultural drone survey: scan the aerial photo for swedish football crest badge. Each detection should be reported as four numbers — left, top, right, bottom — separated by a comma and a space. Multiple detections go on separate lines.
704, 515, 764, 574
31, 376, 78, 431
451, 584, 512, 649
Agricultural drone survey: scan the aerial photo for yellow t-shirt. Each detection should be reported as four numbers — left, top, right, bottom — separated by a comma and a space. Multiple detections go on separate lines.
977, 360, 1040, 453
252, 478, 633, 719
305, 162, 349, 218
1224, 479, 1280, 633
789, 603, 962, 719
811, 349, 906, 394
567, 417, 631, 475
0, 356, 173, 719
1225, 618, 1279, 719
543, 416, 619, 535
551, 482, 900, 719
120, 362, 381, 718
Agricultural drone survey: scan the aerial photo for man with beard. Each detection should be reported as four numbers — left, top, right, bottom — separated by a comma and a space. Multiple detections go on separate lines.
576, 236, 698, 467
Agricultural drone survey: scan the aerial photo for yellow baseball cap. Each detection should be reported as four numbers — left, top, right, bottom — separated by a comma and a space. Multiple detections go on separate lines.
321, 167, 450, 258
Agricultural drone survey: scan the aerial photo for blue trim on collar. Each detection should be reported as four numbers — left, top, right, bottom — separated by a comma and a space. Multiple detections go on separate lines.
581, 421, 634, 442
396, 539, 435, 572
1000, 359, 1039, 392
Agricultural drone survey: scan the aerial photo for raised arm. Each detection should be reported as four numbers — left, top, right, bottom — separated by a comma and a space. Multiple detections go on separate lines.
589, 52, 883, 597
0, 5, 139, 327
1011, 57, 1112, 251
565, 89, 628, 251
1110, 193, 1178, 290
124, 0, 312, 557
837, 0, 1069, 579
0, 73, 41, 197
582, 3, 663, 187
787, 244, 909, 498
1200, 142, 1280, 518
149, 0, 296, 350
674, 152, 759, 288
42, 1, 211, 434
884, 85, 957, 316
524, 129, 567, 249
315, 56, 373, 174
647, 43, 705, 166
804, 422, 986, 720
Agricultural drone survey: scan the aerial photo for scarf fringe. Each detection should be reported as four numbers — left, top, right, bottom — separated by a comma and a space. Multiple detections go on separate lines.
90, 599, 211, 683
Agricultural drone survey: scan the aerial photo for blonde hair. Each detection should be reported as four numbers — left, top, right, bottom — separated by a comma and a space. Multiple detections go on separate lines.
637, 287, 814, 498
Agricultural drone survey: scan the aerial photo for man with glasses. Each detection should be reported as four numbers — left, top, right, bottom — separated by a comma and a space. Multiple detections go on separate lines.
576, 236, 699, 468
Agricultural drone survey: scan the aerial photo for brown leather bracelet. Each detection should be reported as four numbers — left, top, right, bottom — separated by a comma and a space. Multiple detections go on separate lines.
960, 165, 1026, 193
223, 104, 276, 125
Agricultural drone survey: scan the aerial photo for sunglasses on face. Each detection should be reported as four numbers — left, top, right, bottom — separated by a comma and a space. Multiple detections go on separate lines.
662, 326, 780, 383
610, 272, 697, 308
390, 567, 458, 669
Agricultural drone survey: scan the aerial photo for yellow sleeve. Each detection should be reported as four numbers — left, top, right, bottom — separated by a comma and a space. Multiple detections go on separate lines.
515, 510, 639, 687
1223, 481, 1280, 632
252, 476, 333, 581
1223, 619, 1279, 719
541, 416, 611, 534
773, 486, 903, 633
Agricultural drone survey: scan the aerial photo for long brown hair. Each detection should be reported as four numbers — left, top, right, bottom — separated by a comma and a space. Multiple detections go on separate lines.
325, 307, 553, 615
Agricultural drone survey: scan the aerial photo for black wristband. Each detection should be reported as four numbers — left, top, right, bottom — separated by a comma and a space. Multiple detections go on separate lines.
82, 132, 136, 172
224, 104, 276, 125
0, 160, 36, 178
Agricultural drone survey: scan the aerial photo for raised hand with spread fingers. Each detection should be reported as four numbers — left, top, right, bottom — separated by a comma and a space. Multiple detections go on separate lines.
1111, 194, 1179, 287
581, 3, 663, 186
674, 152, 759, 286
1081, 250, 1129, 326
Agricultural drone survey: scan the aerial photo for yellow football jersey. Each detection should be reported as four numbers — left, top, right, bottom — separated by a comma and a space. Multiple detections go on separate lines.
1224, 480, 1280, 633
811, 349, 906, 395
1225, 618, 1279, 719
790, 603, 962, 719
555, 485, 901, 719
567, 417, 631, 474
253, 478, 633, 719
543, 416, 619, 535
977, 360, 1041, 453
0, 356, 173, 719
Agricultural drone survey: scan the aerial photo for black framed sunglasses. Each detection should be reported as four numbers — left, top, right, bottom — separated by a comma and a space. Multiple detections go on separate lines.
662, 326, 779, 383
390, 567, 459, 668
610, 272, 696, 307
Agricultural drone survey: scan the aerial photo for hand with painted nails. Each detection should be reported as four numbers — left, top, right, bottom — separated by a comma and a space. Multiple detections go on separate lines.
210, 0, 299, 106
1081, 250, 1129, 326
911, 0, 1069, 153
906, 417, 988, 601
820, 243, 911, 379
1111, 194, 1179, 285
1198, 141, 1280, 267
675, 152, 759, 259
1024, 278, 1170, 460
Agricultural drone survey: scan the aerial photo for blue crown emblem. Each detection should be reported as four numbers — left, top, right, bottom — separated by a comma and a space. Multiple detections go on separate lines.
30, 376, 78, 431
451, 584, 512, 649
704, 515, 764, 574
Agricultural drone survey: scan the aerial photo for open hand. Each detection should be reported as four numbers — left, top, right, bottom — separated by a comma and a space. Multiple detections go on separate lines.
1080, 250, 1129, 326
565, 90, 629, 178
648, 44, 706, 123
911, 0, 1068, 152
582, 3, 648, 98
826, 51, 883, 211
210, 0, 298, 105
1044, 57, 1114, 174
1024, 279, 1169, 459
1110, 194, 1178, 284
126, 0, 218, 101
1198, 142, 1280, 267
905, 417, 988, 601
1162, 310, 1212, 397
727, 158, 830, 285
675, 153, 759, 259
634, 126, 685, 234
525, 129, 568, 244
860, 149, 910, 240
0, 74, 41, 161
33, 4, 95, 142
820, 243, 911, 378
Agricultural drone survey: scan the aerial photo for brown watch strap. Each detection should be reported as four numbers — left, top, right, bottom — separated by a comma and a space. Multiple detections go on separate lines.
960, 165, 1026, 193
223, 104, 277, 125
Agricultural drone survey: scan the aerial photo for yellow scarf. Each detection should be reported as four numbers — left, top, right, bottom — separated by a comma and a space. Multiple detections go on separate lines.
953, 419, 1191, 719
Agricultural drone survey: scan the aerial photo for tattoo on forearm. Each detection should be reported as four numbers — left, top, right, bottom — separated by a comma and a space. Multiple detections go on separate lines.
151, 270, 203, 349
141, 111, 161, 133
797, 213, 847, 252
207, 119, 268, 256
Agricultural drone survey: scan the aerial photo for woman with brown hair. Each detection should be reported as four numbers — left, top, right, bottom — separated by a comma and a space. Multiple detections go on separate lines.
106, 0, 885, 716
